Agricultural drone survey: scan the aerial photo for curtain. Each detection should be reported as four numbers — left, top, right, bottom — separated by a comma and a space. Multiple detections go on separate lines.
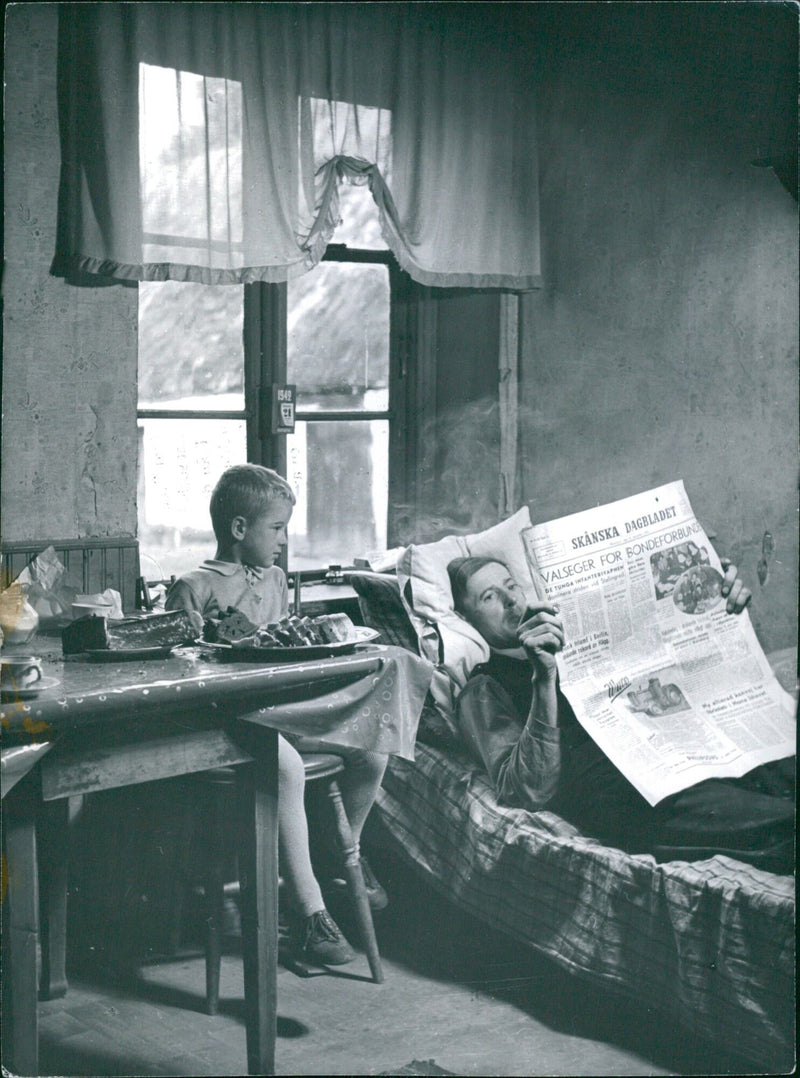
51, 2, 541, 290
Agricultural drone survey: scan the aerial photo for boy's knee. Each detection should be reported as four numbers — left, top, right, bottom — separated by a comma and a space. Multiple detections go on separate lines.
345, 748, 388, 781
278, 735, 307, 795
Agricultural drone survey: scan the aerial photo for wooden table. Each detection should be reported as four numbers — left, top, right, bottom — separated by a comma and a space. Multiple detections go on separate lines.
1, 641, 431, 1077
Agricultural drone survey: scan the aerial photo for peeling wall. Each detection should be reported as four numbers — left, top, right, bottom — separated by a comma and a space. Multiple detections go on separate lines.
518, 5, 798, 652
2, 4, 138, 543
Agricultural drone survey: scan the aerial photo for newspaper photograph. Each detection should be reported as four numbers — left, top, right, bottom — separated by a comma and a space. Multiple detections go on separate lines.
522, 481, 797, 805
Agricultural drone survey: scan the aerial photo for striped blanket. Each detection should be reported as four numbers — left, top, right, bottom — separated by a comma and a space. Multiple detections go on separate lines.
377, 739, 795, 1070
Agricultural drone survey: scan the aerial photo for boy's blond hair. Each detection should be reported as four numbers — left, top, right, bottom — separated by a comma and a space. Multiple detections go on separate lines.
209, 465, 295, 542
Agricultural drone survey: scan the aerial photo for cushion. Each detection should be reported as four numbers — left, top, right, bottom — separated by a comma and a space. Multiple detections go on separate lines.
396, 507, 544, 726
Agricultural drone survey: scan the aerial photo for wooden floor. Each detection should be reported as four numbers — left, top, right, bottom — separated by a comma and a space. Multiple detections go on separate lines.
27, 845, 763, 1078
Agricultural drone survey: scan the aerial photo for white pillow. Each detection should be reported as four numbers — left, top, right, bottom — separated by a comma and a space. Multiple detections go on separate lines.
397, 507, 542, 725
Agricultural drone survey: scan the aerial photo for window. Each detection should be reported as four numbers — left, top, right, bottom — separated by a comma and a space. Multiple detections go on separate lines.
136, 68, 423, 578
286, 252, 391, 570
137, 186, 409, 579
137, 281, 247, 579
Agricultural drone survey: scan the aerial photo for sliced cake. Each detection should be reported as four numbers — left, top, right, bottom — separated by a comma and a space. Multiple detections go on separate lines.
315, 612, 356, 643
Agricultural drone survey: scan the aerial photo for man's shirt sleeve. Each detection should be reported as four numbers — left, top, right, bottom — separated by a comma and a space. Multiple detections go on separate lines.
456, 673, 562, 810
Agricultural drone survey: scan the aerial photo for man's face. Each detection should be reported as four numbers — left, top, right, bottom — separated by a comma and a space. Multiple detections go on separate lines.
460, 562, 526, 649
236, 498, 292, 568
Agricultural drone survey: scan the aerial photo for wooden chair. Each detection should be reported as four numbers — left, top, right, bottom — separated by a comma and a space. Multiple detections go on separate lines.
200, 752, 383, 1015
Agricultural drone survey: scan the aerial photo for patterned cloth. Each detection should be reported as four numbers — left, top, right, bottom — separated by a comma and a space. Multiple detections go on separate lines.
351, 572, 461, 750
377, 740, 795, 1070
239, 645, 433, 760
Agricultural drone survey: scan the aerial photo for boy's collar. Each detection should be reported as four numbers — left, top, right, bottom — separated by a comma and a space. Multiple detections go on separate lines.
201, 559, 266, 578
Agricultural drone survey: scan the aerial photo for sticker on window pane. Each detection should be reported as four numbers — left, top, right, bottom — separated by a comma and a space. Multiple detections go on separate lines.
270, 385, 296, 434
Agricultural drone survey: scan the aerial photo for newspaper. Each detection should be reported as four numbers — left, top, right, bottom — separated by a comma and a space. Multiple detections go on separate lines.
521, 481, 796, 806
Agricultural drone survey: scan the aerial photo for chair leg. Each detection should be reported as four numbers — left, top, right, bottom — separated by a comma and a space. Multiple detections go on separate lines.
325, 778, 384, 984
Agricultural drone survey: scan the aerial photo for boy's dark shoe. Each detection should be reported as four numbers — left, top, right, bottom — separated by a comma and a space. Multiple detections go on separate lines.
293, 908, 356, 965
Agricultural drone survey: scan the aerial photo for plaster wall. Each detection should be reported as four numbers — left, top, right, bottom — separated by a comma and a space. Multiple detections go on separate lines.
519, 6, 798, 652
2, 4, 139, 543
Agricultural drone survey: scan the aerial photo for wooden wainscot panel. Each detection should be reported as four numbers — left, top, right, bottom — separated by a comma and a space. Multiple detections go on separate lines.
1, 536, 140, 612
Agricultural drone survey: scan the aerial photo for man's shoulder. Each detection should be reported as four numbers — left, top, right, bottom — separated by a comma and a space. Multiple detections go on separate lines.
464, 652, 531, 715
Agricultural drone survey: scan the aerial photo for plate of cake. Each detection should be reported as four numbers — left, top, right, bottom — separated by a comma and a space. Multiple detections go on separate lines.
201, 609, 380, 662
62, 610, 198, 660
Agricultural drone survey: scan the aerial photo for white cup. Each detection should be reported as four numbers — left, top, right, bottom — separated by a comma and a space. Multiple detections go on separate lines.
0, 655, 43, 690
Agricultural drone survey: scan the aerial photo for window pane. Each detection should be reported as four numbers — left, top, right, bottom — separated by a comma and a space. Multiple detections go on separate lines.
139, 281, 244, 409
137, 418, 246, 580
302, 97, 391, 251
140, 63, 243, 268
332, 182, 388, 251
287, 420, 388, 569
287, 262, 389, 412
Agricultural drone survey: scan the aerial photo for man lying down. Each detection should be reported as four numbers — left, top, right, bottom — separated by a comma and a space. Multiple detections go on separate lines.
447, 557, 794, 874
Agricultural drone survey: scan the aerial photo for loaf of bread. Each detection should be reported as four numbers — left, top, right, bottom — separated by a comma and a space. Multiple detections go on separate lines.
62, 610, 198, 656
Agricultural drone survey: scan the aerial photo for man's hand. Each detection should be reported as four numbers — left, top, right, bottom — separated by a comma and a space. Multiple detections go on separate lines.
517, 602, 565, 677
720, 559, 751, 614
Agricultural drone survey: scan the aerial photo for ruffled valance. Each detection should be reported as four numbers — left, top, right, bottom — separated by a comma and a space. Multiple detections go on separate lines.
51, 2, 542, 290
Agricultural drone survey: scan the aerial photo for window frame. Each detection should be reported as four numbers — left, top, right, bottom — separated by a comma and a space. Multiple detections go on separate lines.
137, 242, 421, 573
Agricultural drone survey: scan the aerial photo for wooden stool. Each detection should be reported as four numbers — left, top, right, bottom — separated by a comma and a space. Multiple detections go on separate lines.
200, 753, 383, 1014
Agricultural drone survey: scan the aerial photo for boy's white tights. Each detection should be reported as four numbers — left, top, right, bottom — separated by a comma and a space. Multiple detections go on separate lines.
278, 735, 388, 918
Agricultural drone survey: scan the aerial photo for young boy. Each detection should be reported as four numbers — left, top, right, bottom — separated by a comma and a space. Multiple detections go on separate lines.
166, 464, 388, 965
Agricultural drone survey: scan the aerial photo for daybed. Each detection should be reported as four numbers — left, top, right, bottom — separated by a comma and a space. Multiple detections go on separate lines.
350, 557, 796, 1073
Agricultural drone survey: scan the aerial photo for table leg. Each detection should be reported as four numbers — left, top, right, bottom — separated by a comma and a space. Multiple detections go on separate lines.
235, 727, 279, 1077
2, 775, 40, 1076
38, 797, 70, 1000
